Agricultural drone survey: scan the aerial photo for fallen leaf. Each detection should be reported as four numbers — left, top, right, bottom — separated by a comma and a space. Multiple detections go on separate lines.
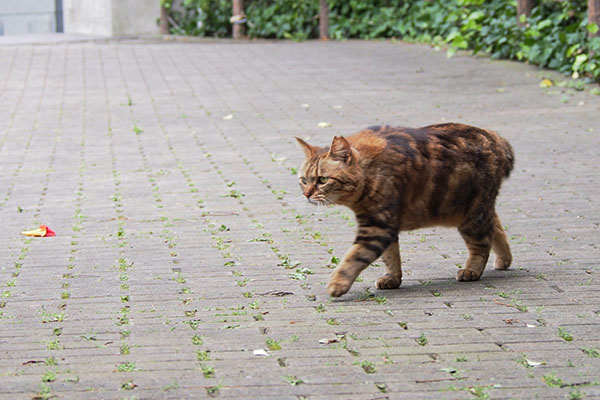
540, 78, 554, 88
258, 290, 294, 297
415, 376, 466, 383
22, 360, 44, 365
317, 122, 332, 128
440, 367, 459, 374
200, 211, 239, 217
271, 154, 287, 163
318, 338, 339, 344
526, 359, 546, 367
21, 225, 55, 237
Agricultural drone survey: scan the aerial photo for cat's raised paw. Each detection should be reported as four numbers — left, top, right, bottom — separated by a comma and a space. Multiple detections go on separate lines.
456, 269, 482, 281
376, 274, 402, 290
327, 280, 351, 297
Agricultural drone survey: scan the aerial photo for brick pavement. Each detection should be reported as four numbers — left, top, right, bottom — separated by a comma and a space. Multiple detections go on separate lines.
0, 38, 599, 399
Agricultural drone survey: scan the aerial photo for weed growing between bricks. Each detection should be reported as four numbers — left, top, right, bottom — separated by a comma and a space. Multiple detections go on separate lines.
136, 58, 265, 393
181, 49, 417, 374
109, 47, 213, 393
231, 45, 363, 132
162, 45, 448, 387
217, 43, 572, 388
3, 41, 599, 398
0, 47, 70, 399
215, 45, 591, 389
99, 51, 142, 393
125, 44, 403, 390
174, 46, 341, 286
119, 46, 236, 394
165, 53, 329, 304
152, 44, 597, 398
106, 133, 137, 385
0, 51, 46, 315
38, 47, 84, 396
199, 45, 362, 231
1, 243, 30, 314
0, 50, 39, 212
0, 48, 26, 152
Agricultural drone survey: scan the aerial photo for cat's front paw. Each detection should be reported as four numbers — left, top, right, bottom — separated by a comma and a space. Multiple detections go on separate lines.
456, 269, 482, 281
327, 279, 352, 297
376, 274, 402, 290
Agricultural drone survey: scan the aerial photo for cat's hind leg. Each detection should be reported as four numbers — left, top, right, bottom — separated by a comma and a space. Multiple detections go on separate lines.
456, 212, 493, 281
376, 240, 402, 290
491, 212, 512, 270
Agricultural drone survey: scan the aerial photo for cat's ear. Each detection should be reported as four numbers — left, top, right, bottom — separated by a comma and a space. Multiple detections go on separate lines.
327, 136, 353, 163
295, 137, 318, 159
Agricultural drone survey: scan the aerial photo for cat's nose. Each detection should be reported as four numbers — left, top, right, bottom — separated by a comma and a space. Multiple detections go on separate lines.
303, 186, 314, 198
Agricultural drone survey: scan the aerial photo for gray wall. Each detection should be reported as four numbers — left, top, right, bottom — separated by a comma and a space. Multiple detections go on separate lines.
0, 0, 58, 35
63, 0, 112, 36
64, 0, 160, 36
0, 0, 159, 36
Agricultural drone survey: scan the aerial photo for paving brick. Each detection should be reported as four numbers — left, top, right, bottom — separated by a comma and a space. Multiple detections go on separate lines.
0, 38, 599, 399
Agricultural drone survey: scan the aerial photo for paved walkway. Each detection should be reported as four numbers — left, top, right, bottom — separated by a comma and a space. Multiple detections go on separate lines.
0, 38, 599, 399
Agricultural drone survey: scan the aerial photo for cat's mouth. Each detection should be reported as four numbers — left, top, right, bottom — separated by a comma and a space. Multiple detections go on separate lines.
307, 197, 334, 206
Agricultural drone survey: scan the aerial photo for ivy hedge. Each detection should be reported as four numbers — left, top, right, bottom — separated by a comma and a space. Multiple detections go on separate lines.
165, 0, 600, 82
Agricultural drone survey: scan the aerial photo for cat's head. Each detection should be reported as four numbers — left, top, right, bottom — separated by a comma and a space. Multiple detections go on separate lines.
295, 136, 364, 206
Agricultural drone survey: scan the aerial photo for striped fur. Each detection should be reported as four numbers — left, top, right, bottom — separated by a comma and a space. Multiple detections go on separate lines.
296, 123, 514, 297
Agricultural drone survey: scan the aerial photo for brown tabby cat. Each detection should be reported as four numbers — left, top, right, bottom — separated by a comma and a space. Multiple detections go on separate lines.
296, 123, 514, 297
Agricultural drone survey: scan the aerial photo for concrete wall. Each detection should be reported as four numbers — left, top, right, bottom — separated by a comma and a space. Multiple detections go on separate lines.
63, 0, 111, 36
111, 0, 160, 36
64, 0, 160, 37
0, 0, 57, 35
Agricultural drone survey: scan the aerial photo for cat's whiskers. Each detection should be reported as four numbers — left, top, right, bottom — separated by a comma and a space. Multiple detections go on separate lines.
308, 196, 334, 207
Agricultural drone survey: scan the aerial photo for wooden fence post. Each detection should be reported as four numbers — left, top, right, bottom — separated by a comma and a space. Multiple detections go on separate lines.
160, 3, 169, 35
517, 0, 534, 26
590, 0, 600, 36
320, 0, 329, 40
232, 0, 246, 39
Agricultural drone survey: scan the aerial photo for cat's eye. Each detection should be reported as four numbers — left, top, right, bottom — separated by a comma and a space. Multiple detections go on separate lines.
318, 176, 329, 184
300, 177, 307, 185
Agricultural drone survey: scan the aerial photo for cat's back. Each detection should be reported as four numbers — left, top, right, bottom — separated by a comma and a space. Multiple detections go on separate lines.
358, 123, 514, 179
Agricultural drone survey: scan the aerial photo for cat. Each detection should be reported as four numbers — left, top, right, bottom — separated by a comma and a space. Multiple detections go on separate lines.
295, 123, 514, 297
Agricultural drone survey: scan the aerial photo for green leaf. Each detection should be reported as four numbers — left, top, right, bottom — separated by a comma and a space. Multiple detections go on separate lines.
557, 327, 574, 342
566, 44, 580, 58
283, 375, 303, 386
467, 11, 485, 21
537, 19, 552, 30
572, 54, 588, 72
587, 23, 599, 35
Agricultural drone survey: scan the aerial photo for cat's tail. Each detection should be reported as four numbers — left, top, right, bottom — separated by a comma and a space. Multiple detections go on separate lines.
501, 138, 515, 179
